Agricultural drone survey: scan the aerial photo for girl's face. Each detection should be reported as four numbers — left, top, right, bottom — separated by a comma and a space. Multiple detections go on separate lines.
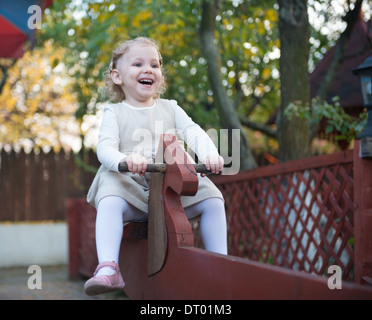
111, 44, 163, 107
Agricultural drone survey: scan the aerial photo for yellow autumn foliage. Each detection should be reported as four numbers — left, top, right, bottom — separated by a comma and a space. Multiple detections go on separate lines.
132, 10, 153, 28
0, 40, 79, 151
262, 68, 271, 80
265, 9, 278, 23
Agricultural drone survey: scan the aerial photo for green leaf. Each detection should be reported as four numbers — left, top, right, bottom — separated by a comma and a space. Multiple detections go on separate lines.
325, 124, 334, 134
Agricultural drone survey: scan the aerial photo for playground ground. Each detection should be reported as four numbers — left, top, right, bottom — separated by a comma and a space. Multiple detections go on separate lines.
0, 264, 129, 300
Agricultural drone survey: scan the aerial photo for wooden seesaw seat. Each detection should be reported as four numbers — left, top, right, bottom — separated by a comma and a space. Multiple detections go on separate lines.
118, 134, 372, 300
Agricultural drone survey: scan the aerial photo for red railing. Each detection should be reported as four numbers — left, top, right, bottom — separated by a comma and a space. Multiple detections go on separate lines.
204, 149, 355, 280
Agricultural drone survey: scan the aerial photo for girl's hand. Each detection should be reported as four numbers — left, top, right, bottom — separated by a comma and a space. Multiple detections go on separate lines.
202, 155, 224, 177
125, 154, 148, 176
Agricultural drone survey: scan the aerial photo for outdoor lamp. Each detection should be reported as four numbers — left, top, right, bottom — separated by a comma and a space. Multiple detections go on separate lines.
353, 51, 372, 139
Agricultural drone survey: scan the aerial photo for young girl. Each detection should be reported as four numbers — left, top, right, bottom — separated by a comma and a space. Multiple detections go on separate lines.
84, 37, 227, 296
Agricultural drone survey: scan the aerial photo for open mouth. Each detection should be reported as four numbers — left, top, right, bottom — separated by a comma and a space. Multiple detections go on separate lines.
138, 79, 154, 86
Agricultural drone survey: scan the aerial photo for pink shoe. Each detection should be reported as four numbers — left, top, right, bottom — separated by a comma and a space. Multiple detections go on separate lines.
84, 261, 125, 296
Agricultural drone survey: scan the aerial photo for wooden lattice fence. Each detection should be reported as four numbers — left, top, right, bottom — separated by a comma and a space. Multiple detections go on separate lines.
206, 150, 356, 281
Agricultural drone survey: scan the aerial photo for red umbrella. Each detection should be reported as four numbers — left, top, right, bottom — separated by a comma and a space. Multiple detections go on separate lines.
0, 0, 53, 58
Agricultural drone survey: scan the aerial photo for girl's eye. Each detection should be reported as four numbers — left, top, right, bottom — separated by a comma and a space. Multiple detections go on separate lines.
132, 62, 160, 68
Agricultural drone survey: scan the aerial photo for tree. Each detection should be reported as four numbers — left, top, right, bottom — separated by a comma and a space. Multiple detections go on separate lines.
10, 0, 365, 162
0, 41, 78, 151
200, 0, 257, 170
38, 0, 282, 169
0, 59, 17, 95
276, 0, 311, 162
285, 0, 368, 147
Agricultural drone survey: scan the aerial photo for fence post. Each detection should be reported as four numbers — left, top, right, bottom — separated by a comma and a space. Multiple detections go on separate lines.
353, 140, 372, 284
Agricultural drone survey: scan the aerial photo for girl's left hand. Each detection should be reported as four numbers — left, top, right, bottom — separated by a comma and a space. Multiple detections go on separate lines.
202, 155, 224, 177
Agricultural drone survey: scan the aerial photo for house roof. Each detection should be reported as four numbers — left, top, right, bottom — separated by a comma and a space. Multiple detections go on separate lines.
309, 13, 372, 116
0, 0, 53, 58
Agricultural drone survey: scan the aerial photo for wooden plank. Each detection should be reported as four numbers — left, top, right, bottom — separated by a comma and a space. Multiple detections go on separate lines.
29, 150, 42, 220
24, 150, 31, 220
7, 150, 16, 221
147, 172, 167, 276
353, 140, 372, 284
55, 150, 67, 220
0, 150, 5, 220
0, 149, 12, 221
16, 149, 26, 221
147, 136, 169, 276
45, 150, 55, 220
120, 241, 372, 299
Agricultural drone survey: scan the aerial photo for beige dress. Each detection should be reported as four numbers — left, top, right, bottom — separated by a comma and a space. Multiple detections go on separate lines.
87, 99, 223, 214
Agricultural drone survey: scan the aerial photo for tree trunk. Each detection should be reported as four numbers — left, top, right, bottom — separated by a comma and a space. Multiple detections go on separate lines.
277, 0, 311, 162
0, 59, 17, 95
199, 0, 257, 171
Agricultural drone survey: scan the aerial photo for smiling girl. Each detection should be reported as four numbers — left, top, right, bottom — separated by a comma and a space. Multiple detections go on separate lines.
84, 37, 227, 296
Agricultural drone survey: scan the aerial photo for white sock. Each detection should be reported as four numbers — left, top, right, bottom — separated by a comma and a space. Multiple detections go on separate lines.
185, 198, 228, 255
95, 196, 146, 276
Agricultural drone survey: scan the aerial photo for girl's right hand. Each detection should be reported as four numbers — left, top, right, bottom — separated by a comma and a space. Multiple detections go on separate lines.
124, 154, 148, 176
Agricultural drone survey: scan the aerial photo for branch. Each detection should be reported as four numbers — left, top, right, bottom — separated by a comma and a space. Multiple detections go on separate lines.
0, 59, 17, 95
239, 116, 277, 139
199, 0, 257, 169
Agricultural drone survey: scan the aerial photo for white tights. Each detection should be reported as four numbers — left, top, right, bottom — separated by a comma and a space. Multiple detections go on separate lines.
95, 195, 227, 276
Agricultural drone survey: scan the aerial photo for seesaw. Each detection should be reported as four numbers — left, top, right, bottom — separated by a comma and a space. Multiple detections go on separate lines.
117, 134, 372, 299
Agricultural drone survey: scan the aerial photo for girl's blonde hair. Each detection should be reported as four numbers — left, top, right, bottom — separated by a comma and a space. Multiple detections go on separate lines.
105, 37, 165, 102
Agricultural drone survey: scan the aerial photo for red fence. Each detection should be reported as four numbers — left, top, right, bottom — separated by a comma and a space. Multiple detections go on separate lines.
0, 148, 99, 221
207, 149, 356, 281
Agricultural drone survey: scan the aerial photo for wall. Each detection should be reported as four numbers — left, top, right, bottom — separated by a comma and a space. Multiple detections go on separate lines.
0, 221, 68, 268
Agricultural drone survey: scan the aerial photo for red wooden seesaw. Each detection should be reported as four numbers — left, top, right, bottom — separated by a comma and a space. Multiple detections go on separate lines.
118, 134, 372, 300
